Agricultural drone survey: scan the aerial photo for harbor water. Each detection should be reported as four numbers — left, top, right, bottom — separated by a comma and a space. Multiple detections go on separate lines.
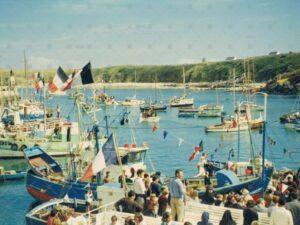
0, 88, 299, 225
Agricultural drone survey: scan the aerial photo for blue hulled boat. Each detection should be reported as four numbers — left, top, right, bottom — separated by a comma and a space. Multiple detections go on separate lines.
0, 167, 26, 181
24, 132, 149, 202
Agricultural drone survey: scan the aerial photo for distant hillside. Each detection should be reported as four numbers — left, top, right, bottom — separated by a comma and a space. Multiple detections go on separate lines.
263, 68, 300, 94
95, 52, 300, 83
1, 52, 300, 86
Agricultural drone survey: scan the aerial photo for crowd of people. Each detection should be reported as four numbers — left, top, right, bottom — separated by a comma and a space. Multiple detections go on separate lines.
47, 167, 299, 225
113, 167, 299, 225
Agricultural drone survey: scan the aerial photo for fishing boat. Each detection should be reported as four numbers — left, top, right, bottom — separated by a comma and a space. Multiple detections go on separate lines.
121, 70, 145, 107
198, 104, 224, 117
140, 101, 167, 112
178, 111, 195, 118
24, 129, 149, 202
193, 93, 272, 200
121, 96, 145, 107
0, 117, 78, 159
170, 67, 194, 107
284, 119, 300, 131
97, 92, 118, 106
140, 75, 167, 112
139, 109, 160, 123
198, 89, 224, 117
0, 166, 26, 181
280, 111, 300, 123
205, 118, 249, 132
239, 101, 264, 112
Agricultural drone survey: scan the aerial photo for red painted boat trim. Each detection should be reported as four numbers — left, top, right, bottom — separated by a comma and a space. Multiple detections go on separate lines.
252, 192, 262, 201
27, 186, 52, 202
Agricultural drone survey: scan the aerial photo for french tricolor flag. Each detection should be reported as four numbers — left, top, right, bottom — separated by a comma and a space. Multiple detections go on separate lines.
49, 67, 69, 93
81, 134, 117, 180
35, 79, 44, 91
72, 62, 94, 87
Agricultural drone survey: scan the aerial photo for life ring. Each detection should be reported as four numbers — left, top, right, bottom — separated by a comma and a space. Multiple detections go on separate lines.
11, 143, 18, 151
19, 145, 28, 151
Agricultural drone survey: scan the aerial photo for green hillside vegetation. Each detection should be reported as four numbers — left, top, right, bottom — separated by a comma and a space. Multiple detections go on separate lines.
0, 52, 299, 86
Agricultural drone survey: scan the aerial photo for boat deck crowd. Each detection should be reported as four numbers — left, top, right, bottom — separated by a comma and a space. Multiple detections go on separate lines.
82, 168, 299, 225
45, 167, 300, 225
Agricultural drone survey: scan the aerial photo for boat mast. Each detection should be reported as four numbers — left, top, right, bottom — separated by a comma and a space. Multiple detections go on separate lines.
134, 69, 137, 98
75, 95, 81, 143
23, 50, 29, 100
232, 68, 236, 108
43, 82, 47, 134
154, 73, 157, 103
93, 125, 101, 185
237, 104, 240, 162
262, 120, 267, 188
183, 67, 186, 96
113, 130, 128, 192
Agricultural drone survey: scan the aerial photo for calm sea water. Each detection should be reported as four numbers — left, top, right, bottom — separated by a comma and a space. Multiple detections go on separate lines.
0, 88, 299, 225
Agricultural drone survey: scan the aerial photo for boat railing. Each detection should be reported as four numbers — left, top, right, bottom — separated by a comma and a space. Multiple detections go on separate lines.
80, 200, 271, 225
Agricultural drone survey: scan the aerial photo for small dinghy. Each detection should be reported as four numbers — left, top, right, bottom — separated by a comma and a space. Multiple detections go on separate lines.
0, 166, 26, 181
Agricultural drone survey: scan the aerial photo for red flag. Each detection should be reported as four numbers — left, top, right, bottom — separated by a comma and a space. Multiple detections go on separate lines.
152, 125, 158, 132
188, 146, 201, 161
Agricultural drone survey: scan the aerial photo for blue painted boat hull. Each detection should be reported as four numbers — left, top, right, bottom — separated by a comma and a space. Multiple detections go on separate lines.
26, 169, 98, 202
198, 167, 274, 200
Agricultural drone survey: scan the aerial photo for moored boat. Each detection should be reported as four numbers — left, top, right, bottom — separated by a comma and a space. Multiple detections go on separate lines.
0, 166, 26, 181
170, 67, 194, 107
24, 131, 149, 202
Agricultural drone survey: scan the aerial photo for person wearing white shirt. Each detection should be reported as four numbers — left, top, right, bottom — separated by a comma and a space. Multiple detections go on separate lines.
134, 169, 146, 208
270, 198, 294, 225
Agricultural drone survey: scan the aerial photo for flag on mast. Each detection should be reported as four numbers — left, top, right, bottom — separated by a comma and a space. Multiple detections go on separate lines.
72, 62, 94, 87
49, 67, 69, 93
188, 140, 203, 161
81, 134, 118, 180
34, 72, 44, 91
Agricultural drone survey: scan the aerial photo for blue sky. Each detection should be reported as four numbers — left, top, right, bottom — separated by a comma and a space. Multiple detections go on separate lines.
0, 0, 299, 69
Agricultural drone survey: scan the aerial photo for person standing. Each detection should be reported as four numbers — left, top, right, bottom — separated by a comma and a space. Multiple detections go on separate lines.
85, 186, 94, 212
103, 171, 111, 183
158, 189, 169, 216
197, 211, 213, 225
169, 169, 186, 222
219, 210, 237, 225
115, 190, 142, 214
133, 169, 146, 208
150, 176, 162, 197
56, 105, 61, 118
286, 192, 300, 225
243, 200, 258, 225
200, 186, 215, 205
270, 198, 294, 225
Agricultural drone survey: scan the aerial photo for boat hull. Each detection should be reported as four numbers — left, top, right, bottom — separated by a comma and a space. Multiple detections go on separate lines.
26, 170, 97, 201
198, 167, 273, 200
170, 103, 193, 107
140, 105, 167, 112
0, 171, 26, 181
